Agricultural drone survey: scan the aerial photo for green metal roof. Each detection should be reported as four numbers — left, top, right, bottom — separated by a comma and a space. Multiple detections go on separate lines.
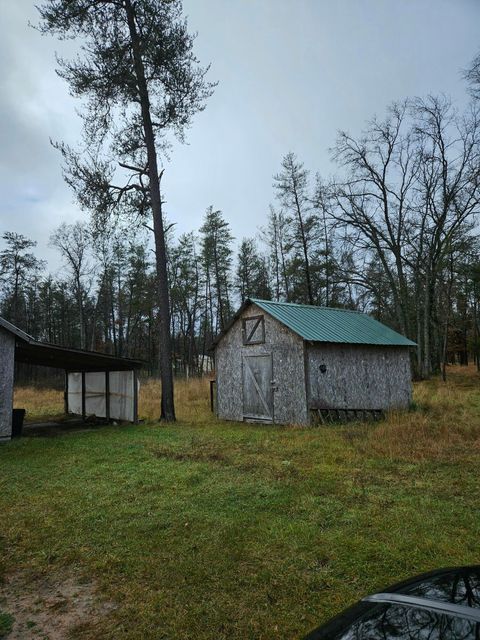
249, 299, 416, 347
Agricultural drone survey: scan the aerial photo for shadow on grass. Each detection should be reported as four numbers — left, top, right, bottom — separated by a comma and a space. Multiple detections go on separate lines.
22, 417, 114, 438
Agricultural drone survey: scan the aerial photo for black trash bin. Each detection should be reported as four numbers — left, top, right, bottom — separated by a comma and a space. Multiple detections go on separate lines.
12, 409, 26, 438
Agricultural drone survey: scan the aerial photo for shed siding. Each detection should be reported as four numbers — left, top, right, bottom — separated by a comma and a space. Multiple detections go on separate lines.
0, 327, 15, 441
306, 343, 412, 411
216, 304, 308, 424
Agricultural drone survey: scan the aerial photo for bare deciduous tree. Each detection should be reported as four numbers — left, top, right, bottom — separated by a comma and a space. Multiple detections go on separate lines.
50, 222, 91, 350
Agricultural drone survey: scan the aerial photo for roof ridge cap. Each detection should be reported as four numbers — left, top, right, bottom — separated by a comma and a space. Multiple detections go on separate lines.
251, 298, 363, 314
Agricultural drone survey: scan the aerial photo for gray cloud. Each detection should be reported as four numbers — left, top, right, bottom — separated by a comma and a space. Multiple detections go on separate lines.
1, 0, 479, 269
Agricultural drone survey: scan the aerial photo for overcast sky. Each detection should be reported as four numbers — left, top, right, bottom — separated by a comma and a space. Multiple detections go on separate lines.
1, 0, 479, 271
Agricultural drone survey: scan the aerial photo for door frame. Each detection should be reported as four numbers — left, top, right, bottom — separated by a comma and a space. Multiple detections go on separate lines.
241, 352, 275, 423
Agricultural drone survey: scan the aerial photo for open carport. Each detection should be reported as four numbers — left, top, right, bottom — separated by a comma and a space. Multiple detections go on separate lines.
0, 316, 142, 441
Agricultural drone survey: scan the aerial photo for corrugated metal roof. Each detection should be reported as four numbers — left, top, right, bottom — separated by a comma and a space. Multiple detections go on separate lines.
250, 299, 416, 347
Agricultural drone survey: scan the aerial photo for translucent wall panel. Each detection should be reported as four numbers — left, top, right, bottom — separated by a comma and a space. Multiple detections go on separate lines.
109, 371, 135, 422
85, 372, 106, 418
67, 372, 82, 415
67, 370, 137, 422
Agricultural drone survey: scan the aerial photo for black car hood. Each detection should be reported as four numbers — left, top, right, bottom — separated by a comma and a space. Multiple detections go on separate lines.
303, 565, 480, 639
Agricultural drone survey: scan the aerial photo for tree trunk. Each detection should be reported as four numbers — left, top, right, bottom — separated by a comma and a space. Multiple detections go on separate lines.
125, 0, 175, 421
423, 270, 431, 378
75, 275, 86, 350
13, 268, 20, 326
474, 285, 480, 372
293, 188, 314, 304
415, 278, 423, 378
441, 263, 453, 383
322, 208, 330, 306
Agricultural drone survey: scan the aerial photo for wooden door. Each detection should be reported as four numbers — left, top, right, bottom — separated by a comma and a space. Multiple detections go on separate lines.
242, 354, 273, 422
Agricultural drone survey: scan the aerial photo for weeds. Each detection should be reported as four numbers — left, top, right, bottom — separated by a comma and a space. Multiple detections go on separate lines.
15, 366, 480, 463
15, 375, 213, 424
366, 365, 480, 461
3, 366, 479, 638
0, 611, 13, 638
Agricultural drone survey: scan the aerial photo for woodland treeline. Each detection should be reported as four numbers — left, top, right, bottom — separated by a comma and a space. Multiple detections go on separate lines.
2, 93, 480, 380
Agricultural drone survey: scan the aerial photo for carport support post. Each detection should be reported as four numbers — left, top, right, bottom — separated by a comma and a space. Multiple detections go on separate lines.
133, 369, 138, 424
64, 371, 69, 416
81, 372, 86, 422
105, 371, 110, 422
210, 379, 215, 413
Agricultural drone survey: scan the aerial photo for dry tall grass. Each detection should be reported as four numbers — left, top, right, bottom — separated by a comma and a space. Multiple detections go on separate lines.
14, 376, 213, 424
363, 365, 480, 461
14, 386, 64, 421
139, 377, 212, 423
14, 366, 480, 461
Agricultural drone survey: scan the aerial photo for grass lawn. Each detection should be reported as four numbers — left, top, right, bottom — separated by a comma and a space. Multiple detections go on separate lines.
1, 368, 480, 638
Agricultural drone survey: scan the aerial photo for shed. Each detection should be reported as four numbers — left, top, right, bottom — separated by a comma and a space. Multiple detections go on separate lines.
212, 299, 416, 425
0, 317, 142, 441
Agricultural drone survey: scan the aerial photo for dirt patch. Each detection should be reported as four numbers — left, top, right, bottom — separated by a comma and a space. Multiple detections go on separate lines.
22, 418, 105, 438
0, 570, 116, 639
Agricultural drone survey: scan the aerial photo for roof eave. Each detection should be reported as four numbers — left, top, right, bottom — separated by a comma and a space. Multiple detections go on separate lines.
306, 339, 417, 348
1, 315, 143, 370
